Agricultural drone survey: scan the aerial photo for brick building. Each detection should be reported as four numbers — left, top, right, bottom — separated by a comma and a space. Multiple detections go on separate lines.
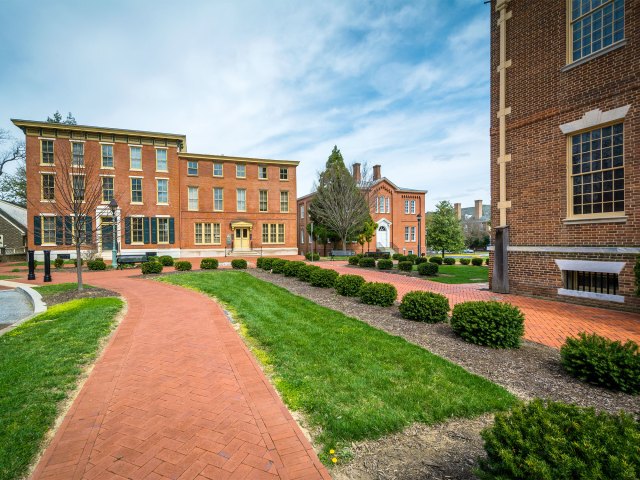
0, 199, 27, 255
12, 119, 299, 260
490, 0, 639, 311
297, 163, 426, 256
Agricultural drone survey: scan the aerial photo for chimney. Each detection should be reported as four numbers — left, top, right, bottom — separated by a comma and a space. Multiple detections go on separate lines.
474, 200, 483, 219
352, 163, 361, 183
454, 203, 462, 220
373, 164, 381, 181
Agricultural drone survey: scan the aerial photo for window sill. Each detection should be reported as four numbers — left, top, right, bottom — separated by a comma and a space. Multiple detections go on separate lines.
130, 168, 143, 172
39, 163, 55, 167
156, 170, 169, 173
213, 175, 224, 178
40, 200, 55, 203
279, 179, 289, 182
561, 40, 627, 72
562, 215, 627, 225
187, 174, 198, 177
258, 178, 268, 181
101, 166, 115, 170
131, 202, 144, 206
156, 203, 169, 206
557, 288, 624, 303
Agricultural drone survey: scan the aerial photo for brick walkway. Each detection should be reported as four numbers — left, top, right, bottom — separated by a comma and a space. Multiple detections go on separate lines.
30, 271, 329, 480
314, 262, 640, 348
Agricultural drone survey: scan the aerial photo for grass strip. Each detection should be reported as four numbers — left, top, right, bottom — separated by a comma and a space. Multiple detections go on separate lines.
34, 283, 94, 299
419, 265, 489, 284
160, 271, 515, 459
0, 297, 123, 480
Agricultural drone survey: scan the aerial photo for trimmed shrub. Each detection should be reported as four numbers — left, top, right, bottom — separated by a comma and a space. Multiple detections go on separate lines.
260, 257, 275, 271
471, 257, 484, 266
560, 332, 640, 394
429, 256, 443, 265
399, 291, 450, 323
231, 259, 247, 269
283, 261, 305, 277
459, 258, 471, 265
334, 274, 366, 297
443, 257, 456, 265
74, 258, 84, 267
395, 255, 408, 263
305, 252, 320, 261
298, 264, 320, 282
398, 261, 413, 272
141, 261, 163, 274
54, 257, 65, 269
147, 256, 158, 263
200, 258, 219, 270
478, 399, 640, 480
359, 282, 397, 307
256, 257, 264, 269
406, 254, 418, 264
392, 253, 402, 260
87, 259, 106, 271
485, 257, 490, 265
418, 262, 439, 276
271, 259, 289, 274
348, 256, 361, 266
310, 268, 339, 288
358, 257, 376, 268
415, 257, 429, 265
451, 301, 524, 348
159, 255, 174, 266
377, 258, 393, 270
174, 261, 192, 271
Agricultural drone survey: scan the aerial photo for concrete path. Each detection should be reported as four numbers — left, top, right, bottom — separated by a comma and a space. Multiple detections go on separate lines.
31, 272, 329, 480
0, 289, 32, 328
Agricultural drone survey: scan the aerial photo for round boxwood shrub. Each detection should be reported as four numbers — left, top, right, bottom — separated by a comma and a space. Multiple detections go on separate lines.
74, 258, 84, 267
485, 257, 490, 265
399, 291, 450, 323
459, 258, 471, 265
471, 257, 484, 266
398, 261, 413, 272
305, 252, 320, 261
560, 332, 640, 394
158, 255, 174, 266
429, 256, 443, 265
450, 301, 524, 348
200, 258, 219, 270
392, 253, 402, 260
54, 257, 65, 269
310, 268, 339, 288
395, 255, 408, 263
256, 257, 264, 269
283, 260, 305, 277
334, 274, 366, 297
443, 257, 456, 265
358, 257, 376, 268
377, 258, 393, 270
478, 399, 640, 480
141, 261, 163, 274
406, 254, 418, 264
359, 282, 397, 307
174, 261, 192, 271
298, 264, 320, 282
260, 257, 275, 271
348, 256, 361, 266
271, 259, 289, 274
418, 262, 439, 276
231, 259, 247, 269
147, 256, 158, 263
87, 259, 106, 271
415, 257, 429, 265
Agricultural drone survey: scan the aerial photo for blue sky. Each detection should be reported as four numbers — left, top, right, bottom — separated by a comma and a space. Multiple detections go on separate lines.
0, 0, 490, 210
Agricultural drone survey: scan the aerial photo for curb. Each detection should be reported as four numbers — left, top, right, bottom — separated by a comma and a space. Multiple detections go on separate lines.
0, 281, 47, 337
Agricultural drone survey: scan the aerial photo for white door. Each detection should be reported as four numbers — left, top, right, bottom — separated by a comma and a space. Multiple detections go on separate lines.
377, 225, 389, 248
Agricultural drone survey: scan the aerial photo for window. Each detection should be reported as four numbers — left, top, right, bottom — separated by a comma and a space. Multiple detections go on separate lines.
411, 226, 416, 242
101, 144, 114, 168
570, 123, 624, 216
157, 218, 169, 244
564, 270, 618, 295
188, 186, 198, 211
130, 146, 142, 170
42, 216, 56, 245
259, 190, 268, 212
72, 142, 84, 167
300, 204, 305, 219
236, 164, 246, 178
237, 188, 246, 211
131, 217, 144, 244
404, 200, 410, 214
213, 163, 223, 177
72, 175, 85, 201
570, 0, 624, 63
378, 196, 385, 213
411, 200, 416, 214
258, 165, 268, 179
157, 179, 168, 204
213, 187, 223, 211
194, 223, 221, 244
42, 174, 55, 201
404, 226, 416, 242
262, 223, 285, 244
300, 228, 305, 243
156, 149, 167, 171
187, 161, 198, 176
280, 167, 288, 180
41, 140, 54, 164
386, 197, 390, 213
131, 178, 143, 203
405, 226, 410, 242
280, 191, 289, 212
102, 177, 114, 202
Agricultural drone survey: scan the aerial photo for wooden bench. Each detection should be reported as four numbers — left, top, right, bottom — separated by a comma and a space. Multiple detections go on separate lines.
116, 254, 148, 269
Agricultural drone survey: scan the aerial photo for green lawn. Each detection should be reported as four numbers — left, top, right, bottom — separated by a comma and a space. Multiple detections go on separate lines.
34, 283, 94, 299
159, 271, 515, 460
418, 264, 489, 284
0, 275, 18, 280
0, 297, 123, 480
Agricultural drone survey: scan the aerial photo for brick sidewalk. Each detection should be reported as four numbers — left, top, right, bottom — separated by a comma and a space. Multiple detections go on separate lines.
31, 272, 329, 480
313, 262, 640, 348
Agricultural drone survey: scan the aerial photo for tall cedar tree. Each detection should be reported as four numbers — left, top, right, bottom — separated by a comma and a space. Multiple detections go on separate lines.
427, 201, 465, 257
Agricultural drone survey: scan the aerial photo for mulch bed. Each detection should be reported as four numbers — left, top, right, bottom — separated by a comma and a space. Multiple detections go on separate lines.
248, 269, 640, 480
42, 287, 119, 307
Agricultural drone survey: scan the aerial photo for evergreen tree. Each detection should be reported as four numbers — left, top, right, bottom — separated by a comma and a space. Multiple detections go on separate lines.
46, 111, 77, 125
427, 201, 465, 257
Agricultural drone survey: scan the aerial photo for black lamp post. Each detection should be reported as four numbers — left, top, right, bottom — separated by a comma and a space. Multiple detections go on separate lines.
109, 199, 118, 267
417, 213, 422, 257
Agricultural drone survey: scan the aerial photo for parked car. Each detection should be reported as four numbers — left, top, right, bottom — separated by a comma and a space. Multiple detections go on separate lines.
463, 249, 474, 254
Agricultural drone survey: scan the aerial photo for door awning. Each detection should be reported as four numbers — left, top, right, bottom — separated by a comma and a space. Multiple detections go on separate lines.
231, 221, 253, 229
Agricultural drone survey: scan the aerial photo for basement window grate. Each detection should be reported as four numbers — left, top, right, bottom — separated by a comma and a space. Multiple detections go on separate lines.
563, 270, 618, 295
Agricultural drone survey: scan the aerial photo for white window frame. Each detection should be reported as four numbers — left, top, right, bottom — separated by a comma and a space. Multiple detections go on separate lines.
130, 146, 142, 171
188, 186, 199, 211
156, 148, 168, 172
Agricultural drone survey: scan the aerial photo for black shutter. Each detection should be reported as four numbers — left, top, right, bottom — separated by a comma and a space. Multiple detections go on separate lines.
65, 216, 73, 245
55, 217, 63, 245
85, 216, 92, 245
169, 218, 175, 244
124, 217, 131, 245
143, 217, 150, 244
151, 217, 157, 244
33, 216, 42, 246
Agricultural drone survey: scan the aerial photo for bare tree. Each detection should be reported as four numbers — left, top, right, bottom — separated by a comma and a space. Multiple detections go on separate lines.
0, 130, 25, 178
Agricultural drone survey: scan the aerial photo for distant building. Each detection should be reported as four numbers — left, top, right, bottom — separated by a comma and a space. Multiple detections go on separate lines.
298, 163, 427, 256
0, 199, 27, 255
454, 200, 491, 233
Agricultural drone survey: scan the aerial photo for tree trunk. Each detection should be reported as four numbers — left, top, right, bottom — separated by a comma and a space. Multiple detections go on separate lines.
442, 249, 445, 258
76, 243, 83, 291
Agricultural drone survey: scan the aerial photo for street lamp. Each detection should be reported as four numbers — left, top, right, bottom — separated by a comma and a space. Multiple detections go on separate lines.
109, 198, 118, 267
417, 213, 422, 257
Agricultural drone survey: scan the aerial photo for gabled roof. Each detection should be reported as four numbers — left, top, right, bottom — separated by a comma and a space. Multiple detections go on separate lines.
371, 177, 427, 194
0, 199, 27, 234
